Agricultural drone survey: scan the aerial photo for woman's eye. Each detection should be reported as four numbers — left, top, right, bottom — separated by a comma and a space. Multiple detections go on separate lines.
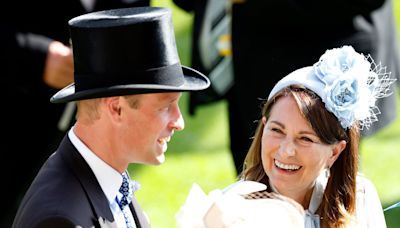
300, 136, 314, 143
271, 128, 282, 133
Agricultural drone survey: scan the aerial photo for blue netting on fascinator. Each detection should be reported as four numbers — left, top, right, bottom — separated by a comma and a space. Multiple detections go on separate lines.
268, 46, 396, 130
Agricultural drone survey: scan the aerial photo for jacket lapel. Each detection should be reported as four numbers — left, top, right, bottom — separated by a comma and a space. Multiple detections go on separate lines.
58, 136, 115, 225
130, 196, 150, 228
59, 135, 149, 228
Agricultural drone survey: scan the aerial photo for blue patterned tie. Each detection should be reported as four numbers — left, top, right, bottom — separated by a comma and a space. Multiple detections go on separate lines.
118, 173, 134, 228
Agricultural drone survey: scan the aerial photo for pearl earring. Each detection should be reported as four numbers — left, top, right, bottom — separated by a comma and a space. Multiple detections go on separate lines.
325, 166, 331, 178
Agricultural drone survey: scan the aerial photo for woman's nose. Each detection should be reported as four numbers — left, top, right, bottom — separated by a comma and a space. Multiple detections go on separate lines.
278, 138, 296, 157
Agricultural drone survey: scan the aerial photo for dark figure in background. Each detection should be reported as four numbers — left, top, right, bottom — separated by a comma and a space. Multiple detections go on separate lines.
172, 0, 236, 170
0, 0, 149, 227
172, 0, 233, 113
175, 0, 400, 175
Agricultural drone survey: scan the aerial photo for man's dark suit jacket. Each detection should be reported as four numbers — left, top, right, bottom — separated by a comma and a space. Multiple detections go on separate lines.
12, 135, 150, 228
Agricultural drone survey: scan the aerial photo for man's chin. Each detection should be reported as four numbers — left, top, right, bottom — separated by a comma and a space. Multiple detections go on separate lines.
154, 154, 166, 165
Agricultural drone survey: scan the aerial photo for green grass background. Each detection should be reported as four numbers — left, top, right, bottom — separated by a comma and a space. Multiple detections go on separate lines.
129, 1, 400, 227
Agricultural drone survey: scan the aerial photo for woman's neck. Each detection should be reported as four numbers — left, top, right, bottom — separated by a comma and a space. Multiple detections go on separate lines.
268, 179, 314, 209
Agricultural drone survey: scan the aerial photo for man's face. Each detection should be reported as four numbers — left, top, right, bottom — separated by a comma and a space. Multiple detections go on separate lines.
118, 92, 184, 165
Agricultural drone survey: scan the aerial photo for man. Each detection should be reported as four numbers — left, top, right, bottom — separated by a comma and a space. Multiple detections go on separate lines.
1, 1, 150, 227
12, 7, 210, 228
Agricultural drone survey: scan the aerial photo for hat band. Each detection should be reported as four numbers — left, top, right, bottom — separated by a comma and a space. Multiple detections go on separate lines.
75, 63, 184, 92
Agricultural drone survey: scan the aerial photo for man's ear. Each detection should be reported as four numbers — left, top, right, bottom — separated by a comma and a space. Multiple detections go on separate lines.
104, 97, 122, 119
329, 140, 347, 166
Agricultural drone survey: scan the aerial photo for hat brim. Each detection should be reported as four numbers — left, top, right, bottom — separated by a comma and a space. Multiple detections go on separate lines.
50, 66, 210, 103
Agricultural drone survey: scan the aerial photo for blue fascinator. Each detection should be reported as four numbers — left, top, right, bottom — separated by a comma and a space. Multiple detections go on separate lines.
268, 46, 396, 129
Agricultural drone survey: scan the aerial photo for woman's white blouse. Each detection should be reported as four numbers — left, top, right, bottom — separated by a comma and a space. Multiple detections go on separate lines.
305, 173, 387, 228
353, 174, 387, 228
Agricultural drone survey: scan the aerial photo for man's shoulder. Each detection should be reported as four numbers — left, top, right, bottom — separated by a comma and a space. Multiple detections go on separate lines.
13, 172, 95, 228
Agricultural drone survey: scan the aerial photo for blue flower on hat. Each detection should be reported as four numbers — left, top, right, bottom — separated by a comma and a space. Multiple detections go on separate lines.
313, 46, 385, 129
267, 45, 396, 130
325, 79, 358, 128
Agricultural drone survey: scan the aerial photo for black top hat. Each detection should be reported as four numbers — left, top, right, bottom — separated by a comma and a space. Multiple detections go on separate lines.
50, 7, 210, 103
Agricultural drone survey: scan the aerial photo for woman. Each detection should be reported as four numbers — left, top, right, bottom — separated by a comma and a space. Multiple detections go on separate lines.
239, 46, 393, 227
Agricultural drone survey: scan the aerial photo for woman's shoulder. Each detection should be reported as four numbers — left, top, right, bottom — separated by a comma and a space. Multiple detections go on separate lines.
356, 173, 378, 194
355, 174, 387, 227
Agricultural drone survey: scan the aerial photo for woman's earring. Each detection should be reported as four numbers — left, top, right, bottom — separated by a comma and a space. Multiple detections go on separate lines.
325, 166, 331, 178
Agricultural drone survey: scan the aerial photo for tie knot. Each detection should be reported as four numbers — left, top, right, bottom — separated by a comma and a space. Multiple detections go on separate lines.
118, 173, 133, 208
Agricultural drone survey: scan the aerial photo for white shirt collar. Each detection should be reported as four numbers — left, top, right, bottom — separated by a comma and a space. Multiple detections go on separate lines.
68, 127, 123, 204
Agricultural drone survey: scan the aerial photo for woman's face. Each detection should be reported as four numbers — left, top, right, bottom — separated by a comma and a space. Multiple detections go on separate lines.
261, 95, 344, 202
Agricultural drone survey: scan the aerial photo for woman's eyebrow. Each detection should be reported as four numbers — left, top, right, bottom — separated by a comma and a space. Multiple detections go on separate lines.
269, 120, 284, 128
270, 120, 317, 136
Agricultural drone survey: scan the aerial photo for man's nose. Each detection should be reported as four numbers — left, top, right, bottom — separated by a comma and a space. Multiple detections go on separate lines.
170, 104, 184, 131
172, 114, 184, 131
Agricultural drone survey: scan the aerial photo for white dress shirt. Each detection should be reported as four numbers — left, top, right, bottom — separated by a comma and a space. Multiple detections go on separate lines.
68, 127, 136, 228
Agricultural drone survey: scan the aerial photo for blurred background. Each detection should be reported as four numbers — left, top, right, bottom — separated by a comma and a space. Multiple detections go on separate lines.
128, 0, 400, 227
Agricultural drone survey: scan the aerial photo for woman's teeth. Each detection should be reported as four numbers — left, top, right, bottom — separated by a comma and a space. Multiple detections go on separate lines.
274, 159, 300, 171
